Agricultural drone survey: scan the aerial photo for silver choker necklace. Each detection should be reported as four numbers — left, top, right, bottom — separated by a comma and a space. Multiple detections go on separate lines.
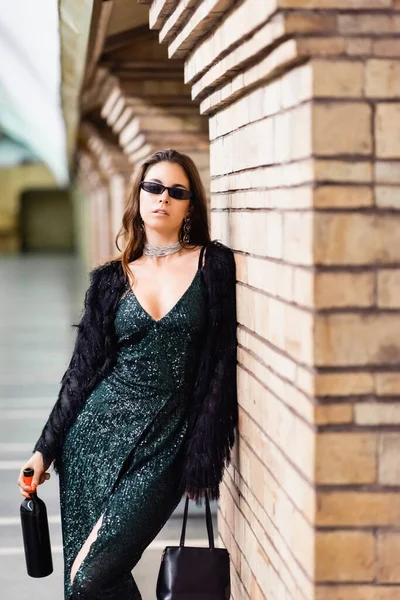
143, 241, 182, 257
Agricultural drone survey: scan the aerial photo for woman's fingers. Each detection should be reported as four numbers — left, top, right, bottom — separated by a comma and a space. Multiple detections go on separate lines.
39, 472, 51, 485
17, 470, 33, 492
17, 456, 51, 499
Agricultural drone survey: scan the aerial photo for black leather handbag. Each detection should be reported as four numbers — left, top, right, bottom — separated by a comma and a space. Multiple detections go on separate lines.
156, 491, 231, 599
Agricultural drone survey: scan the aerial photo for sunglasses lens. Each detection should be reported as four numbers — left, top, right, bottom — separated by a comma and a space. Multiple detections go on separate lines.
142, 182, 164, 194
169, 188, 192, 200
141, 181, 192, 200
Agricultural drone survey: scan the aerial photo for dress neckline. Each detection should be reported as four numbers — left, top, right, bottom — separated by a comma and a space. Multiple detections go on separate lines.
127, 267, 201, 324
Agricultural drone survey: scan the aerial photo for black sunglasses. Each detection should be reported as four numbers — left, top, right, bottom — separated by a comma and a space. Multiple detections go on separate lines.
140, 181, 192, 201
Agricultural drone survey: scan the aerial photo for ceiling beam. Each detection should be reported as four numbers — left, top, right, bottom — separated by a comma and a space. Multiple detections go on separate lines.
84, 0, 115, 89
102, 24, 154, 54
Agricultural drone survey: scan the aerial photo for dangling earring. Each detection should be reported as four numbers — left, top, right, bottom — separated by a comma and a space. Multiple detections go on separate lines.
183, 216, 191, 244
140, 217, 145, 232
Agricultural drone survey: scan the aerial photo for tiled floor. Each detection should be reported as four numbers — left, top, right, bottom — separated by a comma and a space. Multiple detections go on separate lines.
0, 253, 216, 600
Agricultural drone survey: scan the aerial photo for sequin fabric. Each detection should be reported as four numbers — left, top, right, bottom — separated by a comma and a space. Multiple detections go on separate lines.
58, 266, 206, 599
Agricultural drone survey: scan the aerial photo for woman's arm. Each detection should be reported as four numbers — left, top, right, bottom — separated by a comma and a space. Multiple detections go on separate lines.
32, 264, 106, 472
182, 243, 238, 504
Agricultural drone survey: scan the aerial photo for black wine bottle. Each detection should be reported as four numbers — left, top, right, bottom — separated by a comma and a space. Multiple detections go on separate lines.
20, 466, 53, 577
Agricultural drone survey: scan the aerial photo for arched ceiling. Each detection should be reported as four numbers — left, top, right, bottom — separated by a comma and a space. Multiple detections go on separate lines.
0, 0, 150, 185
59, 0, 149, 173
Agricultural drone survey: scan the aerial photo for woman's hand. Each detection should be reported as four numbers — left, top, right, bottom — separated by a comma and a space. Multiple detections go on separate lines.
17, 451, 52, 499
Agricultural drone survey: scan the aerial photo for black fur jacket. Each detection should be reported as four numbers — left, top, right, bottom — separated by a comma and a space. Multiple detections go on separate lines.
33, 240, 238, 503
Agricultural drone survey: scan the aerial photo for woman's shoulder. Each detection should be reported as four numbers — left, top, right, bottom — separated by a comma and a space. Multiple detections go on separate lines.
88, 258, 123, 287
205, 240, 234, 260
203, 240, 236, 285
205, 240, 235, 270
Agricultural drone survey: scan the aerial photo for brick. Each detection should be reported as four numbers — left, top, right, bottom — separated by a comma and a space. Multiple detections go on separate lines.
316, 491, 400, 527
276, 264, 294, 302
379, 433, 400, 485
375, 161, 400, 184
281, 63, 313, 109
280, 0, 391, 5
229, 211, 283, 258
315, 272, 374, 308
346, 38, 373, 56
285, 10, 336, 34
355, 403, 400, 425
314, 213, 400, 265
284, 381, 315, 424
376, 104, 400, 158
283, 212, 313, 265
296, 366, 315, 396
291, 312, 316, 373
314, 185, 373, 208
316, 432, 377, 484
339, 13, 397, 34
376, 186, 400, 209
316, 586, 400, 600
366, 59, 400, 98
378, 270, 400, 308
290, 102, 312, 160
376, 373, 400, 395
313, 103, 372, 156
378, 533, 400, 582
315, 372, 374, 396
297, 36, 346, 57
273, 111, 291, 163
316, 531, 375, 582
315, 404, 353, 425
315, 313, 400, 367
293, 267, 314, 307
373, 39, 400, 57
312, 60, 364, 98
314, 159, 373, 183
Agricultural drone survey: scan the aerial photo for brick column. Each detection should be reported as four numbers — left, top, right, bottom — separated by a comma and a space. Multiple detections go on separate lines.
146, 1, 400, 598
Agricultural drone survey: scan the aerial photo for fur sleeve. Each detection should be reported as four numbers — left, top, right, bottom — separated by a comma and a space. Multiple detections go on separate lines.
32, 263, 108, 473
181, 242, 238, 504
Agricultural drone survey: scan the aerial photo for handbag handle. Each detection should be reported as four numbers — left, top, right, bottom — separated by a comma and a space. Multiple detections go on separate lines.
179, 491, 215, 549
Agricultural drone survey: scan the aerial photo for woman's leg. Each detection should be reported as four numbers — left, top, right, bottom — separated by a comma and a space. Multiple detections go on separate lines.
69, 458, 184, 600
70, 513, 104, 587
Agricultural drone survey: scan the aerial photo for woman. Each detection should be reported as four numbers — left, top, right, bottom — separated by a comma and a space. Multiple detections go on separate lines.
17, 149, 238, 600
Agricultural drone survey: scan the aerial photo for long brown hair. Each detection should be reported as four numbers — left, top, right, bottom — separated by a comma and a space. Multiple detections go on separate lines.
115, 149, 211, 284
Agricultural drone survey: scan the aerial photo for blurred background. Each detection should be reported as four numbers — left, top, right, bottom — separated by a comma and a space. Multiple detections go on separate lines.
0, 1, 212, 598
2, 1, 400, 600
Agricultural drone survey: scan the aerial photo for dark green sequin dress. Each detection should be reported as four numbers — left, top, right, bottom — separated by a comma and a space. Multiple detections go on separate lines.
58, 263, 206, 599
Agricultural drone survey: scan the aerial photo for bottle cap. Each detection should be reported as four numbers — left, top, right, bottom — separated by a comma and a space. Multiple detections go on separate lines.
23, 467, 34, 488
